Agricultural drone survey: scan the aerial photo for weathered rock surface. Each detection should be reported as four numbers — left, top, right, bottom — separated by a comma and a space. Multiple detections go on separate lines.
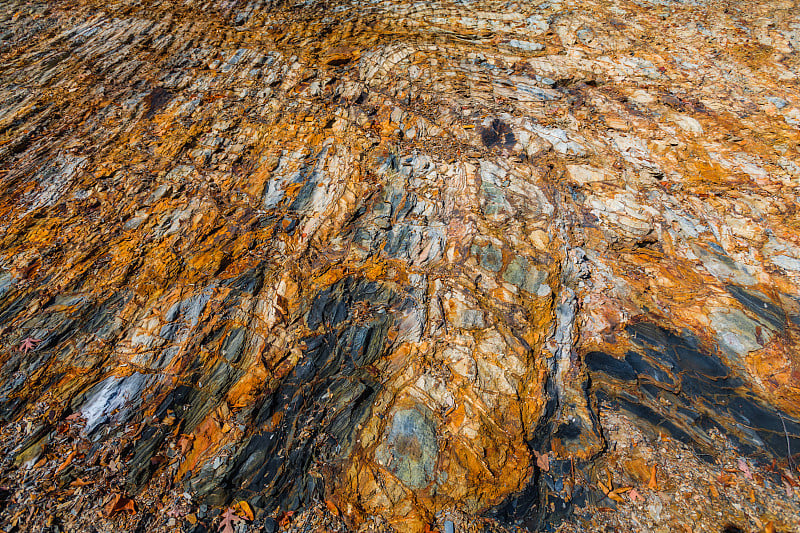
0, 0, 799, 531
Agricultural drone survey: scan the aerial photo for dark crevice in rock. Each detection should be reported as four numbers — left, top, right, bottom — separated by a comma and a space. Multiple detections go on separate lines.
588, 321, 800, 464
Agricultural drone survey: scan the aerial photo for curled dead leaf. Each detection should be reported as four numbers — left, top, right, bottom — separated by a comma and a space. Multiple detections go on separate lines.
234, 501, 254, 521
606, 486, 631, 503
606, 491, 625, 504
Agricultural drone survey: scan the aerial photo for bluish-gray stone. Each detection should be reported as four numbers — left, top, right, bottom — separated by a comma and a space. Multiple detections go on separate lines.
374, 405, 439, 489
503, 256, 547, 294
471, 243, 503, 272
222, 327, 247, 363
709, 308, 775, 371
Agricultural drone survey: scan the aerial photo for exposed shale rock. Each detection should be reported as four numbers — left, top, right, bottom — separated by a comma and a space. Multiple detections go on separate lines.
0, 0, 799, 531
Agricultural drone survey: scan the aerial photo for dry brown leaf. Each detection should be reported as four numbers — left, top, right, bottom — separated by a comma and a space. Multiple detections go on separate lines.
104, 494, 136, 517
648, 465, 658, 490
178, 434, 194, 455
717, 472, 735, 487
534, 450, 550, 472
278, 511, 294, 528
625, 458, 651, 484
55, 449, 77, 475
607, 492, 625, 503
606, 485, 631, 503
325, 499, 340, 517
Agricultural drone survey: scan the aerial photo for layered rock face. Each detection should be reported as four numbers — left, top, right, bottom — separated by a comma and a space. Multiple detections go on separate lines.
0, 0, 799, 531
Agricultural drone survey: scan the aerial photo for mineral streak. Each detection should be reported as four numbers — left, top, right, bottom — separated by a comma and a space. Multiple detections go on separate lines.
0, 0, 799, 531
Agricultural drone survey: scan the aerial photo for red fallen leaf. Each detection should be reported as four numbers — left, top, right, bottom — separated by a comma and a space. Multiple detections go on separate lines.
19, 337, 41, 354
104, 494, 136, 517
737, 458, 753, 480
219, 507, 242, 533
628, 488, 643, 502
534, 450, 550, 472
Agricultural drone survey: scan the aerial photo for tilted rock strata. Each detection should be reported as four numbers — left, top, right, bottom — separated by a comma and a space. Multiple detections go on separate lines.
0, 0, 799, 531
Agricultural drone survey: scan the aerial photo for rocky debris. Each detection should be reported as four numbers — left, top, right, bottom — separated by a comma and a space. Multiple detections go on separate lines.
0, 0, 799, 531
